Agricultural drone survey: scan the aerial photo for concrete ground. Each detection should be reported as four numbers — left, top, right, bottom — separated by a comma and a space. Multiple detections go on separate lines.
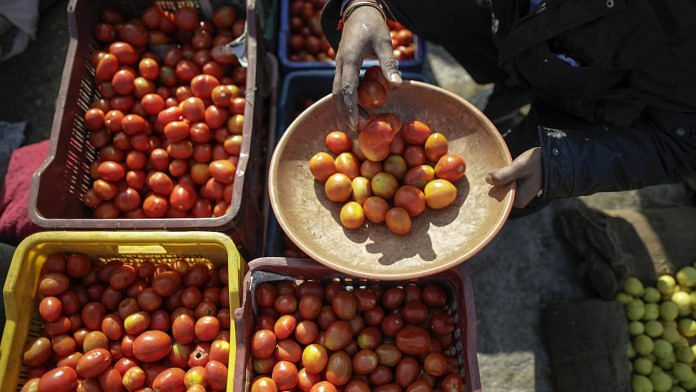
1, 4, 694, 391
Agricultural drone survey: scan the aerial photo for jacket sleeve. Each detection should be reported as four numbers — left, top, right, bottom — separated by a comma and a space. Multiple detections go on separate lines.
321, 0, 397, 52
540, 109, 696, 199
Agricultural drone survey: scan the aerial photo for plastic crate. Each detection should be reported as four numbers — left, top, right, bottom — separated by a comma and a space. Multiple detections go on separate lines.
0, 231, 242, 391
264, 70, 433, 256
277, 0, 426, 73
28, 0, 270, 257
233, 258, 481, 392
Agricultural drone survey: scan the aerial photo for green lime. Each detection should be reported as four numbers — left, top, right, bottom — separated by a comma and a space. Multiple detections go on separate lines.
669, 386, 686, 392
678, 319, 696, 337
662, 326, 681, 344
672, 292, 691, 315
631, 321, 646, 336
628, 299, 647, 321
677, 267, 696, 288
635, 357, 654, 375
646, 320, 664, 338
651, 371, 673, 392
676, 346, 694, 364
644, 287, 661, 303
645, 304, 660, 321
654, 339, 674, 359
672, 363, 694, 382
636, 335, 655, 355
633, 374, 654, 392
626, 277, 646, 297
661, 302, 679, 321
617, 292, 634, 305
658, 275, 677, 295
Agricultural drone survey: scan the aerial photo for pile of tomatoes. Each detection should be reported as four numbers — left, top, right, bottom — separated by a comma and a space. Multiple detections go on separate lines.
21, 253, 231, 391
287, 0, 417, 62
249, 279, 465, 391
309, 68, 466, 235
83, 5, 248, 219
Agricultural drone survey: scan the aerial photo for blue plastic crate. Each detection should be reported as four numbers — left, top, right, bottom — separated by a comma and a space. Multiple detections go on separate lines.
277, 0, 426, 73
265, 70, 433, 256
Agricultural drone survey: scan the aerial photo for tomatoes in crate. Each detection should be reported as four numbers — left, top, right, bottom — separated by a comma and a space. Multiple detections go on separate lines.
249, 279, 465, 391
22, 251, 232, 392
82, 4, 248, 219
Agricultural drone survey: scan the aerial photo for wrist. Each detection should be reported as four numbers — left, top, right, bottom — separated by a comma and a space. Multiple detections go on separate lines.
340, 0, 386, 28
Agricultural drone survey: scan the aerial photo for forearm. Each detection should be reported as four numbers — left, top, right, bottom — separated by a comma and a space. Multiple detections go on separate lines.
540, 109, 696, 199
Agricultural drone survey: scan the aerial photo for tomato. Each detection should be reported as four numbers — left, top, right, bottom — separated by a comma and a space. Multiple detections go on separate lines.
329, 291, 357, 321
96, 53, 119, 80
424, 179, 457, 209
269, 360, 297, 390
119, 23, 148, 47
402, 165, 435, 189
323, 173, 352, 202
434, 153, 466, 183
191, 74, 220, 99
59, 291, 81, 315
79, 302, 106, 330
96, 161, 125, 182
121, 366, 145, 391
296, 369, 320, 392
404, 146, 426, 168
75, 348, 111, 378
124, 311, 150, 335
253, 357, 277, 375
399, 302, 427, 325
94, 23, 116, 43
252, 329, 276, 359
23, 337, 52, 366
38, 366, 78, 392
395, 356, 420, 387
223, 134, 243, 156
324, 320, 352, 351
56, 351, 82, 369
374, 344, 401, 368
430, 313, 456, 335
269, 314, 295, 340
273, 294, 298, 315
169, 313, 197, 345
152, 367, 185, 391
43, 253, 67, 273
168, 342, 193, 368
275, 339, 302, 363
291, 320, 317, 346
251, 377, 278, 392
394, 185, 426, 218
334, 152, 360, 180
353, 349, 379, 375
194, 316, 220, 342
153, 270, 181, 296
325, 351, 352, 386
309, 152, 337, 183
101, 314, 123, 340
175, 59, 201, 82
175, 7, 199, 31
340, 202, 365, 230
440, 373, 464, 392
310, 381, 339, 392
360, 120, 394, 149
384, 155, 407, 180
370, 365, 394, 386
358, 196, 387, 225
132, 330, 172, 363
423, 133, 449, 162
325, 131, 352, 154
371, 172, 398, 201
213, 5, 237, 28
208, 160, 236, 184
401, 120, 432, 146
201, 177, 224, 200
39, 297, 62, 322
188, 342, 211, 368
358, 80, 387, 109
386, 207, 412, 235
84, 108, 105, 131
39, 273, 70, 296
180, 97, 206, 122
227, 113, 245, 134
148, 310, 170, 332
110, 264, 137, 289
356, 326, 382, 350
359, 161, 381, 181
181, 286, 203, 308
209, 340, 230, 364
295, 295, 320, 321
83, 331, 109, 352
143, 194, 169, 217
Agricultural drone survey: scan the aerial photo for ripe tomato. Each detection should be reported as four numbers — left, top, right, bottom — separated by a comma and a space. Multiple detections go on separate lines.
424, 179, 457, 209
357, 326, 382, 350
358, 80, 387, 108
310, 381, 339, 392
326, 351, 352, 386
191, 74, 220, 99
23, 337, 52, 367
84, 108, 105, 131
395, 356, 420, 387
295, 320, 318, 345
251, 377, 278, 392
424, 132, 449, 162
75, 348, 111, 378
38, 366, 78, 392
434, 153, 466, 183
152, 367, 186, 391
402, 120, 432, 145
381, 314, 404, 337
385, 207, 412, 235
404, 146, 426, 168
272, 315, 297, 340
272, 360, 298, 390
325, 131, 351, 154
340, 202, 365, 230
332, 291, 358, 320
441, 373, 465, 392
80, 302, 106, 330
422, 284, 447, 306
353, 349, 379, 375
132, 330, 172, 363
324, 173, 352, 202
360, 160, 382, 180
227, 113, 245, 134
394, 185, 426, 218
39, 297, 62, 322
175, 7, 200, 31
96, 161, 125, 182
401, 301, 428, 324
360, 120, 394, 149
96, 54, 119, 80
324, 320, 353, 351
194, 316, 220, 341
309, 152, 337, 183
275, 339, 302, 363
152, 270, 181, 296
403, 165, 435, 189
252, 329, 277, 359
208, 160, 236, 184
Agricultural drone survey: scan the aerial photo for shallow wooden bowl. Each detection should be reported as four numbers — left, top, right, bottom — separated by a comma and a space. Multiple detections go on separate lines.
269, 81, 515, 279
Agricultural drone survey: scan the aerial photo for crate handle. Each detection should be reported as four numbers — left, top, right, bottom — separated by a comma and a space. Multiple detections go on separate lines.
116, 245, 167, 254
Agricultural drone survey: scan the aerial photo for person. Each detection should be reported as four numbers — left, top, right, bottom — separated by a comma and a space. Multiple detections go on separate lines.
321, 0, 696, 212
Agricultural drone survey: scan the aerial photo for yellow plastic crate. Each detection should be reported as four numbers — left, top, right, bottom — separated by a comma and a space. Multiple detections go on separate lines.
0, 231, 242, 391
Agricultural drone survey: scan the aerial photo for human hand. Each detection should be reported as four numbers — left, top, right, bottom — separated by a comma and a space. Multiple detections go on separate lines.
486, 147, 543, 208
332, 3, 402, 130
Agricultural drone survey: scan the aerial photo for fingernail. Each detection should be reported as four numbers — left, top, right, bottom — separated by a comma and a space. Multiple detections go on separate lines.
485, 174, 493, 184
390, 72, 402, 84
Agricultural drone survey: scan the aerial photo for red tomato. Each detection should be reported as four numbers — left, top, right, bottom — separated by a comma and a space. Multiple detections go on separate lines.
38, 366, 77, 392
252, 329, 276, 359
152, 367, 186, 391
75, 348, 111, 378
173, 314, 196, 344
133, 331, 172, 363
175, 7, 200, 31
39, 297, 62, 322
275, 339, 302, 363
272, 360, 298, 390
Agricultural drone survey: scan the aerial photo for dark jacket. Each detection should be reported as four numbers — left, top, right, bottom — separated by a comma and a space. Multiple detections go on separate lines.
322, 0, 696, 200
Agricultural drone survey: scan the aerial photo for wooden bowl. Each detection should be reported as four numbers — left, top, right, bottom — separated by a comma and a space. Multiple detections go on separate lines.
269, 81, 515, 279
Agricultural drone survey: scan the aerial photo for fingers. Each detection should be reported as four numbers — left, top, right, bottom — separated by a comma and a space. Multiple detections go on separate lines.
485, 147, 543, 208
485, 159, 526, 186
332, 56, 346, 126
373, 31, 402, 87
513, 178, 540, 208
339, 59, 360, 130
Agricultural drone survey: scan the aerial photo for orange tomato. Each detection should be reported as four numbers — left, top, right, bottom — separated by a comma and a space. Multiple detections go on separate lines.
360, 160, 382, 180
361, 142, 390, 162
335, 152, 360, 179
351, 177, 372, 205
309, 152, 337, 182
325, 131, 352, 154
403, 165, 435, 189
370, 172, 398, 201
358, 80, 387, 109
324, 173, 353, 202
402, 120, 432, 145
404, 146, 426, 168
424, 133, 449, 162
359, 120, 393, 149
383, 155, 407, 180
363, 196, 389, 224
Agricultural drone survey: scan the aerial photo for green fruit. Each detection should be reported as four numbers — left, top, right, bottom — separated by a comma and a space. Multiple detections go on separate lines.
645, 304, 660, 321
673, 363, 694, 382
669, 386, 686, 392
681, 373, 696, 389
626, 277, 646, 297
672, 292, 692, 315
651, 371, 673, 392
662, 326, 681, 344
636, 335, 655, 355
383, 156, 407, 180
654, 339, 674, 359
658, 275, 677, 295
633, 375, 654, 392
629, 343, 637, 359
661, 302, 679, 321
678, 319, 696, 337
617, 292, 634, 305
644, 287, 661, 303
631, 321, 647, 336
676, 346, 694, 364
689, 293, 696, 309
677, 267, 696, 288
646, 320, 664, 338
658, 353, 677, 370
635, 357, 654, 375
628, 299, 647, 321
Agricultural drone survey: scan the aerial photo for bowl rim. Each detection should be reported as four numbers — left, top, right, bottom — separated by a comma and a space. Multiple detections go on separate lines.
269, 80, 516, 279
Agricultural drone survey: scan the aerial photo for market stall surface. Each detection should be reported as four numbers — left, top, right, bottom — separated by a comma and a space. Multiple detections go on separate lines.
1, 3, 695, 390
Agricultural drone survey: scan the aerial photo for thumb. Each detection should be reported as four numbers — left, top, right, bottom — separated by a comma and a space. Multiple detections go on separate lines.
373, 34, 402, 87
486, 161, 525, 186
